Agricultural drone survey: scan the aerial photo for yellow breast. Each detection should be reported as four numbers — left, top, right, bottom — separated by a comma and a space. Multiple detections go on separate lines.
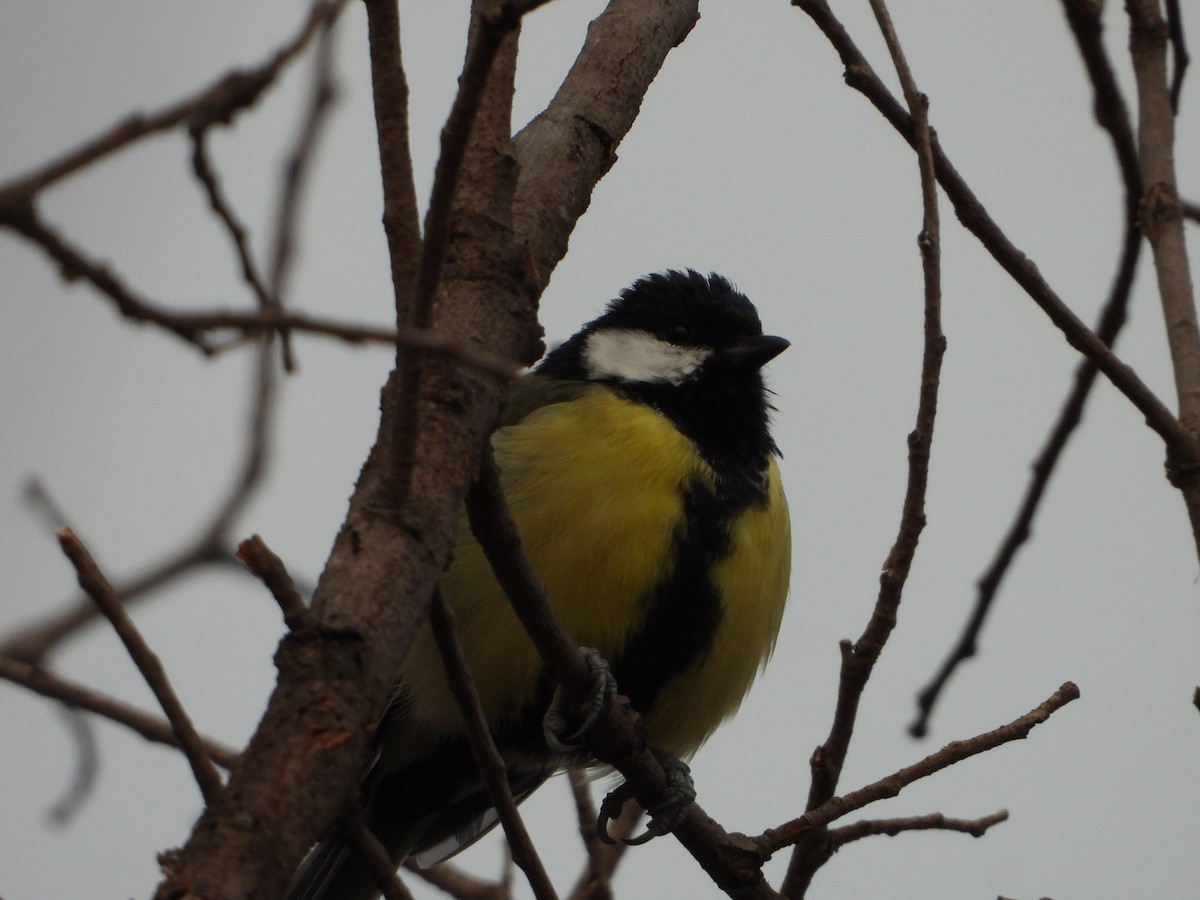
398, 386, 790, 759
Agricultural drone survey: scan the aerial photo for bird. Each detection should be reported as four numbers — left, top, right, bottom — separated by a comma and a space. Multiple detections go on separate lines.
286, 269, 792, 900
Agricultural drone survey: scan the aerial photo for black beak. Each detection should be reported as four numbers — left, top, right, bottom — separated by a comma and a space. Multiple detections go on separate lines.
721, 334, 790, 370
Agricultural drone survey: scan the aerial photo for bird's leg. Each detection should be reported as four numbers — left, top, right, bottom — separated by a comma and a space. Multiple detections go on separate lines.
596, 749, 695, 845
541, 647, 618, 752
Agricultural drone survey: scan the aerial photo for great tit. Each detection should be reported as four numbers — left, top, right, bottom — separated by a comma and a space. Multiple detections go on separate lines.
287, 270, 791, 900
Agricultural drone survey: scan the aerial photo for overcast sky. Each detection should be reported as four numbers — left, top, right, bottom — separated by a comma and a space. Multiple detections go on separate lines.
2, 2, 1199, 898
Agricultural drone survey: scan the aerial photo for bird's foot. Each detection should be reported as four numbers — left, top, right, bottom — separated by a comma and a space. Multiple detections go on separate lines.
596, 750, 695, 845
542, 647, 618, 752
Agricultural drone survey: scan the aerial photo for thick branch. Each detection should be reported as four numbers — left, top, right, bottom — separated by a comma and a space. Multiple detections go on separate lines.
513, 0, 700, 287
153, 5, 536, 897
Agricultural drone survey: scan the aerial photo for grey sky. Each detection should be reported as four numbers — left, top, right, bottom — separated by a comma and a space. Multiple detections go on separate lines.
2, 2, 1198, 898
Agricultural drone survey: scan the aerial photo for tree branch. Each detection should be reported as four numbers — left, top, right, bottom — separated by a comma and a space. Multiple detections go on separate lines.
1126, 0, 1200, 551
0, 655, 239, 769
910, 0, 1146, 738
0, 0, 347, 202
827, 809, 1009, 849
513, 0, 700, 285
763, 683, 1079, 856
792, 0, 1200, 491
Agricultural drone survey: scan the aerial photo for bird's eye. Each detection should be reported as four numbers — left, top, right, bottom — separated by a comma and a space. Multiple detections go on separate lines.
666, 323, 692, 344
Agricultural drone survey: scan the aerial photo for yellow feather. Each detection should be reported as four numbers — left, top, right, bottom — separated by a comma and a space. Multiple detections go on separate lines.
398, 386, 790, 761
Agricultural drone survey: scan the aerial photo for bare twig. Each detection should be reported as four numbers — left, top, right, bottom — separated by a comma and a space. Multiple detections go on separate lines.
762, 683, 1079, 856
0, 651, 239, 769
236, 535, 309, 630
403, 860, 506, 900
46, 706, 99, 826
911, 0, 1145, 738
1164, 0, 1189, 112
56, 530, 225, 804
567, 770, 642, 900
785, 2, 945, 894
0, 0, 346, 202
827, 809, 1008, 849
344, 811, 418, 900
1, 188, 517, 371
188, 128, 273, 312
1, 548, 238, 664
363, 0, 422, 319
791, 0, 1200, 480
22, 477, 72, 531
465, 448, 596, 698
427, 588, 558, 900
266, 15, 341, 371
3, 330, 281, 663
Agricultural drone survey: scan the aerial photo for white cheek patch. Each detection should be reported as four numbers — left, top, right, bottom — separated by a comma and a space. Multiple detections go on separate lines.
582, 328, 711, 384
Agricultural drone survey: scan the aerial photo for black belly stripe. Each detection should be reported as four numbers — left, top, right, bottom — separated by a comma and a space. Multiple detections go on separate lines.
491, 468, 769, 757
609, 476, 746, 717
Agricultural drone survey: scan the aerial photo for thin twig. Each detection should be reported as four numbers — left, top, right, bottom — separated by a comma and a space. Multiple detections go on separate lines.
427, 589, 558, 900
566, 770, 642, 900
827, 809, 1008, 848
344, 811, 418, 900
465, 448, 595, 696
910, 0, 1145, 738
363, 0, 422, 320
267, 14, 342, 371
1164, 0, 1189, 112
0, 549, 238, 664
0, 0, 346, 203
56, 530, 225, 804
0, 651, 239, 769
791, 0, 1199, 475
46, 706, 99, 826
762, 683, 1079, 856
3, 326, 282, 663
189, 127, 273, 312
236, 535, 309, 630
1, 191, 517, 372
785, 2, 944, 894
403, 860, 506, 900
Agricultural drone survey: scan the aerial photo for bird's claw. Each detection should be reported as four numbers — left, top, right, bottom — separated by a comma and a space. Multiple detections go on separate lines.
542, 647, 617, 752
596, 751, 695, 846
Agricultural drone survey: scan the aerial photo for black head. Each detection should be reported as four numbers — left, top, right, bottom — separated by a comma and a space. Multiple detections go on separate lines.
538, 270, 787, 489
